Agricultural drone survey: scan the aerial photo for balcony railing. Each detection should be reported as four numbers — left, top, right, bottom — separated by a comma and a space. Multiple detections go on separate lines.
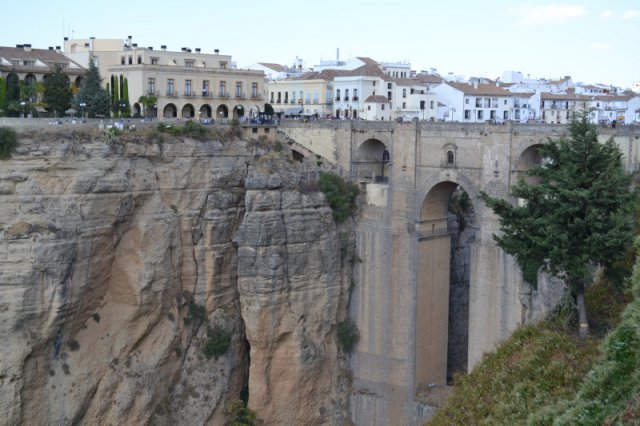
335, 97, 341, 101
219, 93, 230, 98
235, 92, 246, 99
166, 90, 178, 97
353, 96, 359, 101
202, 91, 212, 98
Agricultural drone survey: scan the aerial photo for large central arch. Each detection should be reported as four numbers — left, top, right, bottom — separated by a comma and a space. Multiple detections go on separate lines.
415, 176, 478, 391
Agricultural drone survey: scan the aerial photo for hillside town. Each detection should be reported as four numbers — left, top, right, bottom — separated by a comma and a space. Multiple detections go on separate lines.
1, 36, 639, 126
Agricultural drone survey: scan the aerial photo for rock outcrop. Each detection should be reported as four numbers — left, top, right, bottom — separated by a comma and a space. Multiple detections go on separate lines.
0, 129, 352, 425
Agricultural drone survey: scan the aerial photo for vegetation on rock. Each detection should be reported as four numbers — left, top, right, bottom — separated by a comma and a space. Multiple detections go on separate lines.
0, 126, 17, 159
319, 172, 360, 223
337, 318, 360, 353
204, 325, 232, 360
224, 399, 259, 425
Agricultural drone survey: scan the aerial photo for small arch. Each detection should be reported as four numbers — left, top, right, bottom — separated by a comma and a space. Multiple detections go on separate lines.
24, 74, 37, 87
355, 138, 389, 182
517, 144, 544, 184
181, 103, 195, 119
217, 104, 229, 119
291, 149, 305, 162
200, 104, 212, 119
447, 151, 455, 165
132, 102, 141, 117
74, 76, 83, 88
233, 105, 245, 120
163, 103, 177, 118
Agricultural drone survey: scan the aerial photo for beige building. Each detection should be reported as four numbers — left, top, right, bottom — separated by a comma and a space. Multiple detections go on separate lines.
267, 69, 343, 117
63, 37, 266, 120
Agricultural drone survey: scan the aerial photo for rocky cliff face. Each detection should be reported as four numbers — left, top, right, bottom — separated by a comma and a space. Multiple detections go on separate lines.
0, 129, 352, 425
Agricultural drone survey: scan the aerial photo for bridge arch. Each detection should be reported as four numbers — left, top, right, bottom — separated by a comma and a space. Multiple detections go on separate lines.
415, 173, 480, 391
354, 138, 390, 182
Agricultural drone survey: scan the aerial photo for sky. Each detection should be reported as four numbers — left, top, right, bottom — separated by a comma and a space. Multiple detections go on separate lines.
3, 0, 639, 88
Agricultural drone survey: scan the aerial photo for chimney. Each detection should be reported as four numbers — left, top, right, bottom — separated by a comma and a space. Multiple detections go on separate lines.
132, 43, 138, 48
195, 48, 201, 53
24, 44, 32, 52
128, 35, 132, 40
16, 44, 23, 49
148, 46, 153, 50
161, 45, 167, 50
48, 46, 54, 50
84, 43, 90, 48
64, 37, 68, 41
473, 80, 478, 89
337, 48, 340, 62
214, 49, 219, 54
55, 46, 61, 51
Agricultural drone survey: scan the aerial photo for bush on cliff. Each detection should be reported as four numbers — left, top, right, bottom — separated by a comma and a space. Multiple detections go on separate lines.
204, 325, 232, 360
0, 126, 17, 159
337, 318, 360, 353
319, 172, 360, 223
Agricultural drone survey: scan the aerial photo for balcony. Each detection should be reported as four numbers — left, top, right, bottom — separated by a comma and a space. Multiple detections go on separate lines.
235, 92, 246, 99
184, 91, 193, 97
166, 90, 178, 97
344, 96, 350, 101
353, 96, 359, 101
335, 97, 341, 102
202, 91, 212, 98
251, 93, 260, 99
219, 93, 230, 98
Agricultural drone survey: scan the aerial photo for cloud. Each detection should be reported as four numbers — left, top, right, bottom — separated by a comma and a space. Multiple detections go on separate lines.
510, 4, 587, 24
600, 10, 614, 19
590, 42, 613, 50
622, 10, 640, 19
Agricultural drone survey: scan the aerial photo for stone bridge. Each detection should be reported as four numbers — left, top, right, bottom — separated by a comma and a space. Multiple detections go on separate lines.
278, 120, 640, 425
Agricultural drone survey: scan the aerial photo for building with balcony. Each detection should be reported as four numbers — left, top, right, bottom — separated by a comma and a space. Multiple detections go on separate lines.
267, 69, 346, 117
63, 37, 266, 120
432, 81, 515, 122
0, 44, 85, 113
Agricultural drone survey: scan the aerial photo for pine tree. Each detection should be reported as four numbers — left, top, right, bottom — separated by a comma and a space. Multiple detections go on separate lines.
480, 112, 636, 338
111, 74, 119, 115
122, 77, 130, 117
43, 64, 72, 117
0, 77, 7, 116
75, 59, 111, 118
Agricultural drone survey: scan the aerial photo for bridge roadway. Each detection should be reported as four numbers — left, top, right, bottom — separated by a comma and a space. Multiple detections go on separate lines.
278, 120, 640, 425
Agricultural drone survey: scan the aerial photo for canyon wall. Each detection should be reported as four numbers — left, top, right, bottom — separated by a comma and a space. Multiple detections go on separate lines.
0, 128, 351, 425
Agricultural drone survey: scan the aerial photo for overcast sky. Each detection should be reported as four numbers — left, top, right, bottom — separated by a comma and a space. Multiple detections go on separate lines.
3, 0, 638, 88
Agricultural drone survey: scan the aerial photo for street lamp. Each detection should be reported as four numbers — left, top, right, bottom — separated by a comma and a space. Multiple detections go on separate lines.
20, 101, 25, 118
80, 102, 86, 120
119, 102, 126, 118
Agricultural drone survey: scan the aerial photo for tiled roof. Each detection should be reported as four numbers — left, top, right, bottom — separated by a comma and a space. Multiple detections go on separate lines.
415, 73, 444, 84
364, 95, 390, 103
356, 57, 379, 66
258, 62, 287, 72
347, 63, 386, 78
540, 92, 590, 101
0, 46, 84, 71
447, 82, 513, 96
291, 69, 350, 81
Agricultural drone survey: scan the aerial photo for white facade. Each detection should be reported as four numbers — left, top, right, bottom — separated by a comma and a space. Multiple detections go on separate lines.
433, 82, 515, 123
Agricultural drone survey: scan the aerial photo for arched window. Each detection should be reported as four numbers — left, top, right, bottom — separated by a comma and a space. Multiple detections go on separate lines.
447, 151, 454, 164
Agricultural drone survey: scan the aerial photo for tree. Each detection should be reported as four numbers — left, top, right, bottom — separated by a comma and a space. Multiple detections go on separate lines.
43, 64, 72, 117
480, 112, 636, 338
263, 103, 274, 116
138, 95, 157, 118
75, 59, 111, 118
121, 77, 131, 117
0, 77, 7, 115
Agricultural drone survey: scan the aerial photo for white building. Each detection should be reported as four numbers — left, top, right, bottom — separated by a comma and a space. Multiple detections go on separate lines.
432, 81, 515, 122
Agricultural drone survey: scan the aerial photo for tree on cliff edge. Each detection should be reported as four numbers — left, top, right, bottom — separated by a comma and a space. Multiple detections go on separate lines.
480, 111, 636, 338
75, 58, 111, 118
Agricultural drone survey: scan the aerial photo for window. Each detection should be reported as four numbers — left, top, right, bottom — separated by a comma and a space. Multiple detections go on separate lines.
483, 98, 490, 108
447, 151, 454, 164
270, 92, 274, 103
477, 110, 484, 120
292, 91, 296, 102
430, 100, 434, 109
314, 91, 319, 102
137, 56, 142, 64
219, 81, 226, 96
387, 91, 392, 101
128, 56, 132, 65
203, 80, 209, 96
382, 104, 385, 110
306, 92, 311, 103
504, 99, 507, 105
336, 89, 341, 101
465, 98, 470, 104
490, 110, 496, 119
353, 88, 358, 101
368, 105, 371, 110
492, 98, 498, 106
372, 81, 376, 86
475, 98, 482, 107
345, 89, 349, 101
504, 111, 509, 120
185, 79, 192, 96
121, 56, 125, 65
402, 88, 407, 98
236, 82, 242, 97
387, 83, 392, 89
284, 91, 289, 103
167, 78, 174, 95
147, 78, 155, 95
185, 60, 194, 67
277, 91, 281, 103
515, 109, 520, 120
420, 100, 425, 110
402, 102, 406, 109
465, 109, 471, 119
299, 91, 303, 102
151, 57, 158, 65
251, 82, 258, 98
326, 91, 331, 101
220, 61, 227, 69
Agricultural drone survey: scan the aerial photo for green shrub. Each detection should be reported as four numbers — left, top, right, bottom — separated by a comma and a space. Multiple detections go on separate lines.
224, 399, 258, 425
204, 325, 232, 359
319, 172, 360, 223
337, 318, 360, 353
0, 127, 18, 159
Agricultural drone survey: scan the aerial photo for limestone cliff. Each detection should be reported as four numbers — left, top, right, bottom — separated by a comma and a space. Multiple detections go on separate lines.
0, 129, 352, 425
